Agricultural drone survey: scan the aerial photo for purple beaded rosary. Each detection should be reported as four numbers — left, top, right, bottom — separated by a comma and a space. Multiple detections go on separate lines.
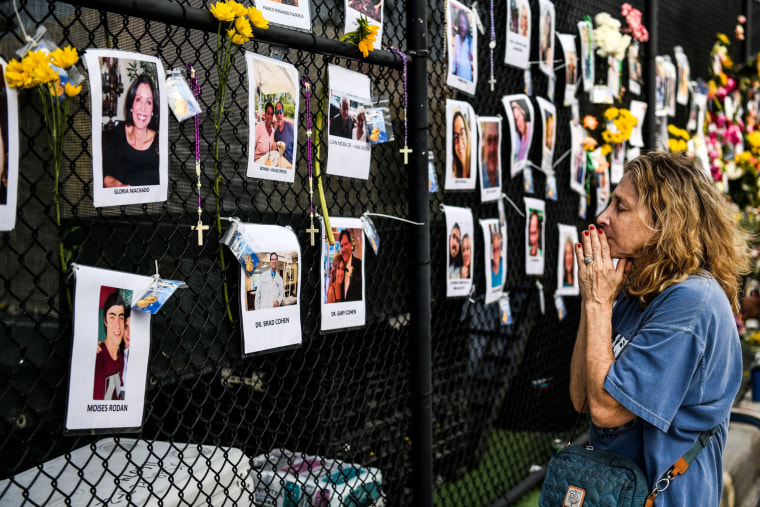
302, 76, 319, 246
488, 0, 496, 91
188, 64, 209, 246
388, 47, 411, 164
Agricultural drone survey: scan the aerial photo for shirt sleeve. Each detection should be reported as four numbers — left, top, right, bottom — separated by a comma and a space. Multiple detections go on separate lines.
604, 324, 705, 433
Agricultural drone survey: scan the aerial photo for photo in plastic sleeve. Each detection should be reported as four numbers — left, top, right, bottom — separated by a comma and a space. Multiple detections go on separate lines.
85, 49, 168, 208
523, 167, 534, 193
132, 279, 182, 314
655, 55, 666, 116
253, 0, 311, 31
546, 174, 557, 201
569, 122, 586, 195
345, 0, 383, 50
577, 20, 594, 92
556, 224, 579, 296
224, 226, 260, 277
65, 265, 153, 432
365, 107, 389, 144
628, 42, 643, 96
536, 97, 555, 173
481, 219, 507, 304
628, 100, 647, 147
538, 0, 555, 77
0, 58, 19, 232
165, 71, 201, 122
444, 204, 474, 298
246, 52, 299, 183
321, 217, 366, 332
607, 56, 621, 98
610, 140, 626, 184
578, 193, 587, 219
445, 99, 477, 190
558, 34, 578, 106
592, 148, 610, 216
238, 223, 302, 355
665, 56, 677, 116
524, 197, 545, 275
428, 150, 438, 192
326, 64, 372, 179
504, 0, 531, 69
478, 116, 502, 202
446, 0, 478, 95
502, 94, 534, 177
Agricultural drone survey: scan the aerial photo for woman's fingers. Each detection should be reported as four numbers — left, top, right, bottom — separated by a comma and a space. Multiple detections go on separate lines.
588, 225, 602, 264
598, 227, 612, 266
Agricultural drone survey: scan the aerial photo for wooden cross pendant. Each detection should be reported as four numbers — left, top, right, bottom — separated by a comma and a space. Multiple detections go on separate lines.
193, 220, 210, 246
400, 144, 412, 164
306, 222, 319, 246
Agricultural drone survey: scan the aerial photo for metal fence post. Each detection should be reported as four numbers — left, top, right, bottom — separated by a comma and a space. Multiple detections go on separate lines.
406, 0, 433, 504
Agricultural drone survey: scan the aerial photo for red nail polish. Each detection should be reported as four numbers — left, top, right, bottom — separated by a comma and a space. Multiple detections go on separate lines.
589, 225, 595, 230
577, 243, 582, 249
598, 228, 603, 234
584, 231, 589, 236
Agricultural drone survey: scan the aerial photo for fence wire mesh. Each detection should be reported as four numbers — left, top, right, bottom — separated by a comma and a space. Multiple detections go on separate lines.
0, 0, 737, 505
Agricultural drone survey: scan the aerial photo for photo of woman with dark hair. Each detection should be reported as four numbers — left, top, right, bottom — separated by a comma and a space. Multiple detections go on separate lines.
451, 108, 471, 178
102, 73, 160, 187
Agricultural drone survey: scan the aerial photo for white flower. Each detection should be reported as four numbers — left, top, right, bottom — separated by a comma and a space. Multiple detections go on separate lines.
724, 160, 743, 180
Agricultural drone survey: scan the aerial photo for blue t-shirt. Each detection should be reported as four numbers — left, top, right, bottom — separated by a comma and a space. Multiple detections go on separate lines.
590, 275, 742, 507
274, 121, 295, 163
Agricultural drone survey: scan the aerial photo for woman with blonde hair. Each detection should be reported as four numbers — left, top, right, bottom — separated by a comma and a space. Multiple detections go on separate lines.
570, 152, 749, 506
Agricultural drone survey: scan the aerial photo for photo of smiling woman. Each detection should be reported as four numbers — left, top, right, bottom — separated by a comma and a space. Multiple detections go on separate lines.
445, 99, 477, 190
86, 49, 168, 207
102, 73, 159, 188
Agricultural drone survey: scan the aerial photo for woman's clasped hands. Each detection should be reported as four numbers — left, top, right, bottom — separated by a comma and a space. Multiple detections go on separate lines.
575, 224, 632, 307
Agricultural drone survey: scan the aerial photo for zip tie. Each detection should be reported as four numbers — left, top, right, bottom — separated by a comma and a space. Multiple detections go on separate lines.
67, 262, 79, 280
554, 63, 567, 71
363, 211, 424, 226
220, 216, 242, 224
552, 148, 571, 168
501, 193, 525, 217
526, 160, 543, 171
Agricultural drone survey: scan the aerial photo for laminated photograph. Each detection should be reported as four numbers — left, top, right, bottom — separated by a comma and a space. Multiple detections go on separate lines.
445, 99, 477, 190
480, 218, 507, 304
556, 223, 579, 296
0, 58, 19, 231
524, 197, 545, 275
536, 97, 556, 173
85, 49, 168, 207
65, 265, 153, 432
446, 0, 478, 95
558, 33, 578, 106
254, 0, 311, 31
444, 204, 474, 298
321, 216, 366, 331
504, 0, 531, 70
537, 0, 556, 77
478, 116, 503, 202
239, 223, 302, 355
502, 94, 534, 177
326, 64, 372, 179
345, 0, 383, 50
246, 52, 299, 183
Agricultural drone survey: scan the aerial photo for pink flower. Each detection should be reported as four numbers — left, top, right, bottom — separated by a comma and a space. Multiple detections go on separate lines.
738, 15, 747, 24
737, 25, 745, 41
621, 3, 632, 16
726, 76, 737, 91
716, 113, 727, 128
716, 87, 728, 101
727, 124, 743, 144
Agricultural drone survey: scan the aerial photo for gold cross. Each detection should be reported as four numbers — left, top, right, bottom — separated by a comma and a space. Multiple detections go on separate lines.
192, 220, 209, 245
306, 222, 319, 246
488, 75, 497, 91
400, 144, 412, 164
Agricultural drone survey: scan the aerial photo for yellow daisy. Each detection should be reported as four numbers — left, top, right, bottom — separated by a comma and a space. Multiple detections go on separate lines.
50, 46, 79, 69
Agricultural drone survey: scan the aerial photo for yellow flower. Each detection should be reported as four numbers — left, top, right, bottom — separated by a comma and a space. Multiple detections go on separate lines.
719, 72, 728, 86
64, 81, 81, 97
667, 124, 679, 136
234, 15, 253, 38
581, 137, 598, 151
226, 27, 249, 45
367, 24, 380, 36
601, 144, 612, 156
747, 130, 760, 148
228, 0, 247, 18
24, 49, 52, 71
718, 33, 730, 44
602, 130, 614, 143
611, 132, 625, 144
32, 62, 59, 85
5, 59, 33, 88
668, 138, 679, 152
50, 46, 79, 69
248, 6, 269, 29
210, 1, 236, 22
357, 39, 373, 58
603, 107, 618, 120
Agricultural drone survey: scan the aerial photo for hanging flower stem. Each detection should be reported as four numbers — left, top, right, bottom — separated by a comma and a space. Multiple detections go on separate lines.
314, 73, 335, 245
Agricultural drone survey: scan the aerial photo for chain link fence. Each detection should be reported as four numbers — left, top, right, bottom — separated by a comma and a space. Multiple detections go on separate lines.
0, 0, 739, 505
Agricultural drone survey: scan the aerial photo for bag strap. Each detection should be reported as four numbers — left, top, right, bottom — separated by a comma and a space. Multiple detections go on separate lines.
644, 424, 721, 506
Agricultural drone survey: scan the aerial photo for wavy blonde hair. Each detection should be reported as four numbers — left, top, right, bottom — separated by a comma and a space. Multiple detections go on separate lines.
624, 152, 750, 314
